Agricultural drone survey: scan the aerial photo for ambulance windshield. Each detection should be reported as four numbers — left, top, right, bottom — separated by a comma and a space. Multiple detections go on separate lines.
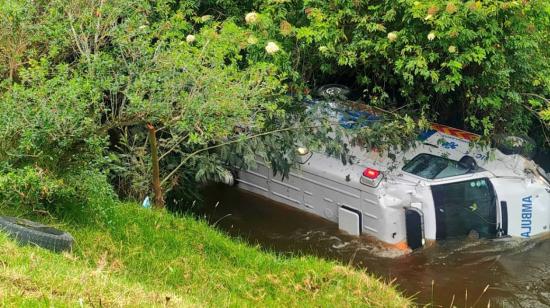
403, 154, 471, 179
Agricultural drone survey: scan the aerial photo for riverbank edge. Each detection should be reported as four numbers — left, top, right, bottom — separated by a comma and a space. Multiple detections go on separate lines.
0, 202, 410, 307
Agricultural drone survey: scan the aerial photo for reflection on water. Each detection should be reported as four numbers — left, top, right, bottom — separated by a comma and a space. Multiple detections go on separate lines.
200, 184, 550, 307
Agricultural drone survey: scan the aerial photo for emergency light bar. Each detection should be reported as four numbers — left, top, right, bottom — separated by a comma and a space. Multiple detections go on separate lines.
361, 167, 383, 187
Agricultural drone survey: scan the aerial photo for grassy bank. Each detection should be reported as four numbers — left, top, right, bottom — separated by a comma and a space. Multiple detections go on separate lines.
0, 203, 410, 307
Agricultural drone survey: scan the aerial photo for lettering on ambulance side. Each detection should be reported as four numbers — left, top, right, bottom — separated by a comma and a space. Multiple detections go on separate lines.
474, 153, 488, 161
521, 196, 533, 237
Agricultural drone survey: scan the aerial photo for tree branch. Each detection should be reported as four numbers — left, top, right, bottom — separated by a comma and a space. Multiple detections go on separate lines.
160, 124, 323, 187
147, 123, 164, 208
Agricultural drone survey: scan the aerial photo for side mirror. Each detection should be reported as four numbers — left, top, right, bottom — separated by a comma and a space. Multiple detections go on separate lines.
459, 155, 477, 171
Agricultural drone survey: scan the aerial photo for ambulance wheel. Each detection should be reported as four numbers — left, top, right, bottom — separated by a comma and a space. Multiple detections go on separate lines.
314, 84, 351, 100
494, 135, 536, 159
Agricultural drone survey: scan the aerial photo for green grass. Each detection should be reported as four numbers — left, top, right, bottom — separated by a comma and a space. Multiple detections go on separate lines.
0, 203, 410, 307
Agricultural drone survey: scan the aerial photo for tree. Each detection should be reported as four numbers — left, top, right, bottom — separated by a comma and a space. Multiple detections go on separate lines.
248, 0, 550, 144
0, 0, 548, 213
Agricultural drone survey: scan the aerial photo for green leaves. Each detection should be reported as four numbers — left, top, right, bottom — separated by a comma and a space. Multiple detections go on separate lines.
1, 0, 548, 210
251, 0, 550, 143
0, 60, 103, 169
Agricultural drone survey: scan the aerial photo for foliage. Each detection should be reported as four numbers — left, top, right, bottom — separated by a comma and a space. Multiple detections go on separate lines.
0, 0, 312, 207
0, 0, 548, 211
0, 165, 115, 222
247, 0, 550, 141
0, 61, 104, 171
0, 166, 63, 210
0, 0, 68, 80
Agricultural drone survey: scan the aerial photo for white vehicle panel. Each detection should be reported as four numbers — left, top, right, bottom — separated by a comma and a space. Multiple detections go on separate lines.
492, 177, 550, 238
338, 207, 361, 236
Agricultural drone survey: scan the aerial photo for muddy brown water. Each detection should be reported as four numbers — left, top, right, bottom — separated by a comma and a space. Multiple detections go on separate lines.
197, 184, 550, 307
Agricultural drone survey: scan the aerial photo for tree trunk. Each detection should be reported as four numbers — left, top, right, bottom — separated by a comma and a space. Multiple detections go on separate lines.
146, 123, 164, 208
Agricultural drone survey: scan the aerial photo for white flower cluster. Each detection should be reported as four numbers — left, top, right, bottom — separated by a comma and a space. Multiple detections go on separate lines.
245, 12, 259, 25
387, 32, 398, 42
186, 34, 196, 44
265, 41, 280, 54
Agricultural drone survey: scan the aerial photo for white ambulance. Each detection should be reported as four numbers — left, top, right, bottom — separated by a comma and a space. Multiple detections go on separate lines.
236, 93, 550, 251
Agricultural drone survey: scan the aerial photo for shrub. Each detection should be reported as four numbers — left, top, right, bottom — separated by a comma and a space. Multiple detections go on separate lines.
0, 0, 547, 214
0, 166, 63, 210
0, 166, 115, 223
249, 0, 550, 142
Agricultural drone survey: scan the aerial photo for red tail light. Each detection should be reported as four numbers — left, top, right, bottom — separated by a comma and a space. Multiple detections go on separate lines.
362, 168, 380, 179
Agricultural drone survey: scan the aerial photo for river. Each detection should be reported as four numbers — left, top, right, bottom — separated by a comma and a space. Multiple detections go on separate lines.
200, 184, 550, 307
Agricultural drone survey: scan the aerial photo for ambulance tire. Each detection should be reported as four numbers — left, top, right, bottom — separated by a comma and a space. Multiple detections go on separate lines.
494, 135, 536, 159
0, 216, 74, 253
314, 84, 351, 100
